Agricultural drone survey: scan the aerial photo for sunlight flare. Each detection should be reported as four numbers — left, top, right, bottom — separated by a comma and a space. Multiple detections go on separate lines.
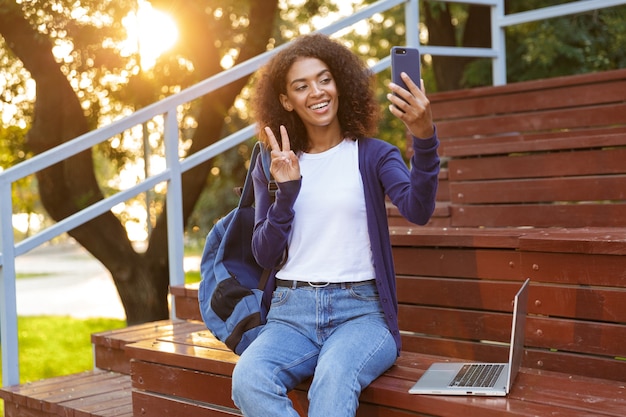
121, 0, 179, 70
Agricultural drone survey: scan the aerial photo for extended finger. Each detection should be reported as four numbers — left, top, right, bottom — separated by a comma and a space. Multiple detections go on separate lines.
387, 91, 413, 115
279, 125, 291, 153
264, 126, 280, 151
389, 83, 415, 107
401, 72, 421, 95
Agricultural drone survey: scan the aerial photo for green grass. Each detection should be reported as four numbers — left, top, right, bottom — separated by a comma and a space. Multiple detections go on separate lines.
0, 316, 126, 415
186, 270, 201, 284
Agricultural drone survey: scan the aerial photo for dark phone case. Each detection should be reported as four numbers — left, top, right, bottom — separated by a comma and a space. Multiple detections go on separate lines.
391, 46, 421, 91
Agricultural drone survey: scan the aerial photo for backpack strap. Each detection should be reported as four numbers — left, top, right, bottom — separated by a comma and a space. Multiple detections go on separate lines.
242, 141, 280, 291
238, 142, 261, 209
240, 142, 275, 208
259, 143, 276, 198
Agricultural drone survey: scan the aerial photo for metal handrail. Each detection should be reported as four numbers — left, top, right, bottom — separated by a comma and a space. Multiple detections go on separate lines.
2, 0, 624, 387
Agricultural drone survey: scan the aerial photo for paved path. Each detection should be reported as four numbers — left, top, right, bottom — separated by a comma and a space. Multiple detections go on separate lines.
14, 241, 200, 320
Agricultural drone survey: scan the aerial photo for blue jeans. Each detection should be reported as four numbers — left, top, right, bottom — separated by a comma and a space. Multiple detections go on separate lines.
231, 281, 397, 417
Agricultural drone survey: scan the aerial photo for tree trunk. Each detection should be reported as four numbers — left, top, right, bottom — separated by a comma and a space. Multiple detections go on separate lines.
425, 4, 491, 91
0, 0, 278, 325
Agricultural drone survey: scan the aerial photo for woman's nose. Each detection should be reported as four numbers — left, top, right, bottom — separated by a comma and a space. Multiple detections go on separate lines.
310, 83, 323, 96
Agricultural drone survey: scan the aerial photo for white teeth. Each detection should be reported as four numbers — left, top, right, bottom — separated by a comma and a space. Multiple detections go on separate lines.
310, 101, 329, 110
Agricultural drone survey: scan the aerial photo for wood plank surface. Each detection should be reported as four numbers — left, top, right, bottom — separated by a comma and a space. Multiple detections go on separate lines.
449, 204, 626, 228
132, 360, 237, 410
393, 247, 522, 280
0, 370, 131, 417
437, 102, 626, 139
518, 229, 626, 255
389, 226, 527, 249
448, 147, 626, 181
449, 175, 626, 204
172, 288, 202, 321
430, 68, 626, 120
127, 338, 238, 376
521, 250, 626, 286
133, 390, 242, 417
442, 127, 626, 157
127, 331, 626, 417
92, 319, 205, 374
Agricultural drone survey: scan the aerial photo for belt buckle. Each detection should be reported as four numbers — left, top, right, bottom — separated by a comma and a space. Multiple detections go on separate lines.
308, 281, 330, 288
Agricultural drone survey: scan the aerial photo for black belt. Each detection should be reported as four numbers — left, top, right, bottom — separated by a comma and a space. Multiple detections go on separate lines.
275, 279, 375, 289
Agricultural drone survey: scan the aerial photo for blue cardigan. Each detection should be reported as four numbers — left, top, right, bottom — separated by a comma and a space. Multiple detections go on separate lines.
251, 132, 440, 354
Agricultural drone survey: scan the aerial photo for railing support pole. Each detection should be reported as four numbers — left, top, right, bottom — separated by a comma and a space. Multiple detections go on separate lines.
0, 181, 20, 386
405, 0, 420, 48
492, 0, 507, 85
164, 109, 185, 320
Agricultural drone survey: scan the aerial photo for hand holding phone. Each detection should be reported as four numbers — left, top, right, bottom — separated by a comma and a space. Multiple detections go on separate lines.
391, 46, 421, 93
389, 46, 434, 139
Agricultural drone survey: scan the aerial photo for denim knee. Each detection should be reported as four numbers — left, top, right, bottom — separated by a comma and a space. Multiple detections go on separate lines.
231, 356, 258, 405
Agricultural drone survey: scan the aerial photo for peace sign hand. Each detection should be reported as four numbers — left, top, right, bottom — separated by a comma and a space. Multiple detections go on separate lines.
264, 125, 300, 183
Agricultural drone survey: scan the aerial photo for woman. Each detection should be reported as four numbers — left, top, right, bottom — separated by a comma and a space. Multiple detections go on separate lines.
232, 33, 440, 417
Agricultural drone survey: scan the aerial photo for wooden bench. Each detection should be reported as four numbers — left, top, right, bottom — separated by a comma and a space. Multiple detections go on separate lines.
125, 69, 626, 416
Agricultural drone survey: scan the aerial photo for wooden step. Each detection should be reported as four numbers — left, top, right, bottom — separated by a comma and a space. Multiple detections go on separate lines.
0, 369, 132, 417
171, 283, 201, 321
125, 329, 626, 417
91, 319, 206, 374
169, 225, 528, 319
133, 389, 243, 417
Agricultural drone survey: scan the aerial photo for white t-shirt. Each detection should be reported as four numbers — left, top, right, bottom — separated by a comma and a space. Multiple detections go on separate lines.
276, 139, 376, 283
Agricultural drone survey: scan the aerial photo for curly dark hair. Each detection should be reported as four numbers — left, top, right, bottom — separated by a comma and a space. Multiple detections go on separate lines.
251, 33, 379, 153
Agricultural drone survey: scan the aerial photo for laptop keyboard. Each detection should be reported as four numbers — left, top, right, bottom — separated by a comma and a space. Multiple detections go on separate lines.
449, 364, 505, 388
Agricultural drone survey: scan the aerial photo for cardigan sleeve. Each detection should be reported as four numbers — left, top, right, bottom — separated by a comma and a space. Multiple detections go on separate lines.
250, 156, 301, 269
379, 130, 440, 225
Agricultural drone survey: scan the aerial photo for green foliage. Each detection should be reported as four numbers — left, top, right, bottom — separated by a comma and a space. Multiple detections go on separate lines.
506, 4, 626, 82
0, 125, 29, 169
0, 125, 42, 237
186, 141, 253, 243
461, 58, 492, 88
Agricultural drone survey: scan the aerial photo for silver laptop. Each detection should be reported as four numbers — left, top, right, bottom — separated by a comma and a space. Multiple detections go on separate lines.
409, 278, 530, 396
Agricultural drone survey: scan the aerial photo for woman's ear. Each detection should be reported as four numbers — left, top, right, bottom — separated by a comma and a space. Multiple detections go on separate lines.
280, 94, 293, 112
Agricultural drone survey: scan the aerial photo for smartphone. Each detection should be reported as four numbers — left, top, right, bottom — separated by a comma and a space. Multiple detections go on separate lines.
391, 46, 421, 92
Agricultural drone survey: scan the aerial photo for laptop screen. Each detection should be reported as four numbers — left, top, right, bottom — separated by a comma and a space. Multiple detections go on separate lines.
506, 278, 530, 391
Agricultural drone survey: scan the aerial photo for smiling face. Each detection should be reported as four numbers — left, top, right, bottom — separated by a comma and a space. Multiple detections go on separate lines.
279, 57, 341, 135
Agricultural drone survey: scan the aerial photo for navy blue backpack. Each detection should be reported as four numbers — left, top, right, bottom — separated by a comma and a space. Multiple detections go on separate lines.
198, 142, 274, 355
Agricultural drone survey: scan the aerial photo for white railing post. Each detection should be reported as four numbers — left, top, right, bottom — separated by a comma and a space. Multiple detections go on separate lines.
0, 180, 20, 387
163, 109, 185, 320
406, 0, 420, 47
492, 0, 506, 85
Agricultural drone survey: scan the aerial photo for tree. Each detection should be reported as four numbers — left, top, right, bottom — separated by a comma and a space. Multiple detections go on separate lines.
0, 0, 279, 324
422, 2, 491, 91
